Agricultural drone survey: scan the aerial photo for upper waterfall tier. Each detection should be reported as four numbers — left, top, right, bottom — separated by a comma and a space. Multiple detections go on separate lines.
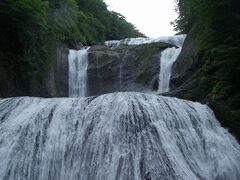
68, 36, 186, 97
156, 35, 186, 94
105, 35, 186, 47
68, 48, 89, 97
0, 92, 239, 180
158, 47, 183, 94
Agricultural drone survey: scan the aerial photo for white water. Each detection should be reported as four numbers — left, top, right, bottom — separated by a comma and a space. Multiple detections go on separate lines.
158, 47, 182, 93
105, 34, 186, 47
105, 35, 186, 94
68, 48, 89, 97
0, 92, 239, 180
158, 36, 186, 94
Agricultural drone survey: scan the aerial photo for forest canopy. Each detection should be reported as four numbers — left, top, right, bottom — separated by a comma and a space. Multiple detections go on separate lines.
0, 0, 144, 95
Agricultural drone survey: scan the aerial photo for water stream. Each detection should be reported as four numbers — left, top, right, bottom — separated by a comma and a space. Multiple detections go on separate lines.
158, 47, 182, 93
68, 48, 89, 97
0, 93, 239, 180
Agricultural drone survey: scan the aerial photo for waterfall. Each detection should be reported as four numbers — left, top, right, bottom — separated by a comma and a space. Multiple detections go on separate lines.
1, 35, 239, 180
68, 48, 89, 97
158, 36, 186, 94
105, 35, 186, 94
105, 34, 186, 47
0, 92, 239, 180
158, 47, 182, 93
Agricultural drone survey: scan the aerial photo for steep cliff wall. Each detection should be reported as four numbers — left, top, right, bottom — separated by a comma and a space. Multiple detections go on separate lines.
45, 44, 70, 97
0, 44, 70, 98
87, 42, 174, 96
169, 29, 240, 140
0, 41, 174, 98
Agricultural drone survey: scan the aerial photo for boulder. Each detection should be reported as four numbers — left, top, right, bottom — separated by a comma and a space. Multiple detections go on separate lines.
170, 28, 197, 90
87, 42, 173, 96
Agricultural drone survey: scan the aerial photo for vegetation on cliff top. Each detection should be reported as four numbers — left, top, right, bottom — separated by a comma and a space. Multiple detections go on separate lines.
0, 0, 144, 96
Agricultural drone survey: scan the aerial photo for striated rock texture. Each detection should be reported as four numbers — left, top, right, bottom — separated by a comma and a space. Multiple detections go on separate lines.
87, 42, 174, 96
0, 41, 173, 98
0, 92, 239, 180
170, 30, 197, 92
45, 44, 69, 97
0, 44, 70, 98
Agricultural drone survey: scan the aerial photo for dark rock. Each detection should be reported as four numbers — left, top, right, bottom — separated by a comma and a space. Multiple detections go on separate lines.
87, 46, 121, 96
0, 41, 172, 98
206, 101, 240, 142
170, 27, 197, 90
164, 78, 198, 98
45, 44, 69, 97
87, 42, 171, 96
0, 43, 70, 98
0, 63, 29, 97
167, 27, 240, 141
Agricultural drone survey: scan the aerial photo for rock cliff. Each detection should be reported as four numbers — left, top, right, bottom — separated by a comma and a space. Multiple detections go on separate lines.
87, 42, 174, 96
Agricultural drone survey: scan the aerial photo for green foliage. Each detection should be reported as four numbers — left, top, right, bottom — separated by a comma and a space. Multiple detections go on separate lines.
106, 11, 144, 40
0, 0, 144, 96
75, 0, 144, 44
173, 0, 240, 138
0, 0, 51, 93
174, 0, 240, 105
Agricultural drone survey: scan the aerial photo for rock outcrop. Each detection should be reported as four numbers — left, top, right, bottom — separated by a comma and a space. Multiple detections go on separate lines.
0, 41, 174, 98
87, 42, 174, 96
45, 44, 69, 97
0, 43, 70, 98
169, 28, 198, 95
168, 28, 240, 141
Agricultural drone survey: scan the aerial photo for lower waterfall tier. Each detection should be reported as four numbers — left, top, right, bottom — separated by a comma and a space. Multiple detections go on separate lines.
0, 92, 239, 180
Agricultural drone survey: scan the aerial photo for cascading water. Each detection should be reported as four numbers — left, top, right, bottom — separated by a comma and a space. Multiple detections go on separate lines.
158, 36, 185, 94
158, 47, 182, 93
0, 92, 239, 180
105, 35, 186, 94
68, 48, 89, 97
1, 35, 239, 180
105, 34, 186, 47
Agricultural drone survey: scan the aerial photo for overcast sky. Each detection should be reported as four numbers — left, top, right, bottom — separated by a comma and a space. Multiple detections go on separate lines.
104, 0, 178, 38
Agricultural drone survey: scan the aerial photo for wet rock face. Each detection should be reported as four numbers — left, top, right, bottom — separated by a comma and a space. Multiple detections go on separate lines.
45, 44, 69, 97
170, 30, 197, 91
0, 44, 70, 98
167, 30, 240, 141
87, 42, 172, 96
87, 45, 121, 96
0, 41, 173, 98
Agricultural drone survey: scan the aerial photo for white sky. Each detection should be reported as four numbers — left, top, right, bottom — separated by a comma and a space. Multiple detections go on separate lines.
104, 0, 178, 38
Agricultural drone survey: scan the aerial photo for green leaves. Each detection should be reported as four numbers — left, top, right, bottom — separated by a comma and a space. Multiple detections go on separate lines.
74, 0, 144, 44
174, 0, 240, 111
0, 0, 145, 96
